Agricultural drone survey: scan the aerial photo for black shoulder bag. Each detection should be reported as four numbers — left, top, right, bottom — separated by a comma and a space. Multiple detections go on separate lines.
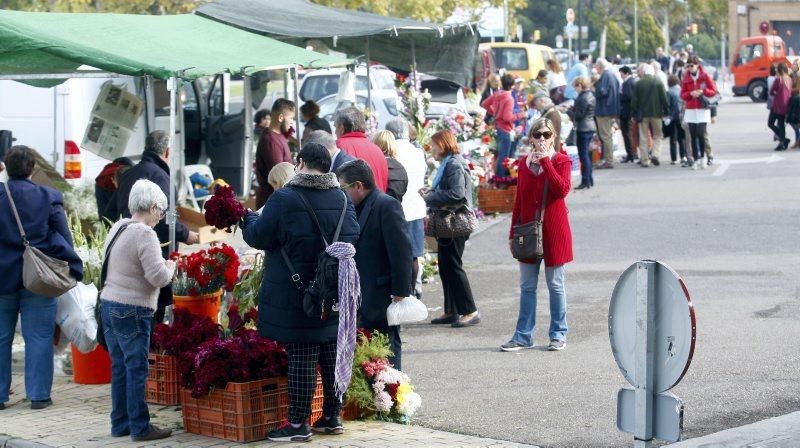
95, 223, 130, 351
510, 181, 548, 261
281, 190, 347, 321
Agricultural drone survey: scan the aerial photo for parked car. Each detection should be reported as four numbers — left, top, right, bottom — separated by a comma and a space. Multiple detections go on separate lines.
299, 65, 397, 103
419, 76, 468, 120
311, 92, 398, 135
480, 42, 555, 82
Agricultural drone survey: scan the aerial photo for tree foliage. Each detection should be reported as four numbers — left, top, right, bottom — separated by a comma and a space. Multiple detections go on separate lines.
684, 33, 720, 60
638, 14, 665, 59
0, 0, 200, 14
605, 20, 630, 59
310, 0, 525, 24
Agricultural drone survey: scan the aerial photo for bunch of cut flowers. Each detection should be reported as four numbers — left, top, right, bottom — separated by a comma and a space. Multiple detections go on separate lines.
150, 308, 220, 356
204, 185, 246, 232
345, 329, 421, 423
171, 243, 240, 296
180, 306, 287, 398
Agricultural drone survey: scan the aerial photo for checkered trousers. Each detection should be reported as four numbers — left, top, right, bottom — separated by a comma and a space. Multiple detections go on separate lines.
285, 342, 341, 424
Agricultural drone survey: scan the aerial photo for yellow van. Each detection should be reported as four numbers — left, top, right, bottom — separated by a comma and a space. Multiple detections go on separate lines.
480, 42, 555, 83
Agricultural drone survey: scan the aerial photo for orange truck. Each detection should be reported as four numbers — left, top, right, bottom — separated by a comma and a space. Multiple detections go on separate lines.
731, 34, 799, 102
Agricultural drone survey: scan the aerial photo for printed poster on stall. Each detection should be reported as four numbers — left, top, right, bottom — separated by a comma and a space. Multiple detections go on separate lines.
81, 82, 143, 160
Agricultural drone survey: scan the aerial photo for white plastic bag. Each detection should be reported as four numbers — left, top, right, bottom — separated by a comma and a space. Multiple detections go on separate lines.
55, 282, 99, 354
386, 296, 428, 326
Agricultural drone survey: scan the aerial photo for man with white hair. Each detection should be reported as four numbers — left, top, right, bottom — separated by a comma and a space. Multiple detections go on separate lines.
305, 129, 354, 173
631, 63, 670, 167
651, 60, 668, 92
594, 58, 620, 169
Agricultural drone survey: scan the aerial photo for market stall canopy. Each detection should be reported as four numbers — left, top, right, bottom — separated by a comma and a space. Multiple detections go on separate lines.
195, 0, 480, 87
0, 10, 349, 83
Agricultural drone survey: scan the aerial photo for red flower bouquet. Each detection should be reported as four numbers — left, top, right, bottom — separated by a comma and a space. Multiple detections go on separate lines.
204, 185, 246, 232
171, 244, 240, 296
150, 308, 221, 356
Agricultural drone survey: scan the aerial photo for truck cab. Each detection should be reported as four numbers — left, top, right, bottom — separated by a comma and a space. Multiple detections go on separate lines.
731, 35, 795, 102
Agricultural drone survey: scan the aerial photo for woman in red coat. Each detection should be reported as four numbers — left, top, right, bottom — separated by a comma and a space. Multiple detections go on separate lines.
500, 117, 573, 352
680, 56, 718, 168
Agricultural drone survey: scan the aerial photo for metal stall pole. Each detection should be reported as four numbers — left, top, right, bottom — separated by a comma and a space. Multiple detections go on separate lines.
411, 39, 417, 87
634, 261, 656, 448
293, 65, 301, 143
167, 76, 178, 254
242, 73, 254, 199
366, 37, 372, 113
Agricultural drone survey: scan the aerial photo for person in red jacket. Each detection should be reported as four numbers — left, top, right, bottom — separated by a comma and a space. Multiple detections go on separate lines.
501, 117, 573, 352
334, 106, 388, 192
481, 74, 526, 177
769, 62, 793, 151
680, 57, 717, 168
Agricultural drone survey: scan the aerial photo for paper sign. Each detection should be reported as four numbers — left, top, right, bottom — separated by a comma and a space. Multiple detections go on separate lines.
81, 83, 143, 160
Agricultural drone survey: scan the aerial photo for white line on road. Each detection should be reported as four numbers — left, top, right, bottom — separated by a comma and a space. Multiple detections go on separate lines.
712, 154, 784, 177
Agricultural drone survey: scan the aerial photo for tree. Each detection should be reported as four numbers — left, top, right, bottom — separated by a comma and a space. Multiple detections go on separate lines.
310, 0, 525, 25
685, 33, 720, 60
517, 0, 567, 48
584, 0, 633, 59
605, 20, 630, 60
638, 14, 665, 60
0, 0, 199, 14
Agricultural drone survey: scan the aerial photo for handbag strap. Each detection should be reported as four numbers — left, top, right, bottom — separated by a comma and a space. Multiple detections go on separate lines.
2, 182, 28, 245
100, 223, 130, 289
536, 180, 549, 223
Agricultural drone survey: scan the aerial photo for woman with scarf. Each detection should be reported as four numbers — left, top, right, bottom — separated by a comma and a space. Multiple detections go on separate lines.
680, 56, 718, 168
500, 117, 573, 352
421, 130, 480, 328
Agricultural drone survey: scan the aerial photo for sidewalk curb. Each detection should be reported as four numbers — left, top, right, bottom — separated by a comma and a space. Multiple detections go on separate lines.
0, 436, 53, 448
472, 213, 509, 238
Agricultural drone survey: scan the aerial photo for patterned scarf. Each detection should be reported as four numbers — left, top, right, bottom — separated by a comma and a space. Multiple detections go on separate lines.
327, 241, 361, 400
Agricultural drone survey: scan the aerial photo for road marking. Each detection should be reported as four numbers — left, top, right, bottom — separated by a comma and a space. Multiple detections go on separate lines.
712, 154, 783, 176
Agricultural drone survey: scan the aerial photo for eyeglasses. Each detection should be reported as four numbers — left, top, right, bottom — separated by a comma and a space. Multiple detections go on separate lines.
531, 131, 554, 140
153, 206, 166, 220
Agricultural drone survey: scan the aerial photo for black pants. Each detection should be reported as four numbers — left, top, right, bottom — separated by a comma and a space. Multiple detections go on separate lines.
688, 123, 707, 161
285, 342, 341, 424
768, 111, 787, 144
437, 236, 477, 316
361, 322, 402, 370
664, 121, 686, 162
619, 115, 636, 159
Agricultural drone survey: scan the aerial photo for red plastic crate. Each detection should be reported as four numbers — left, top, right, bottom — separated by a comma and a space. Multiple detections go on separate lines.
478, 186, 517, 213
309, 374, 324, 424
146, 353, 179, 406
181, 377, 289, 442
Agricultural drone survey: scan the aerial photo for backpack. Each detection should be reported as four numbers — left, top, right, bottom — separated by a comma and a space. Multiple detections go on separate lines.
281, 189, 347, 321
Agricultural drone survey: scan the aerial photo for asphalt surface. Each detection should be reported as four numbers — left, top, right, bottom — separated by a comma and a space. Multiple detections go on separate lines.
404, 95, 800, 447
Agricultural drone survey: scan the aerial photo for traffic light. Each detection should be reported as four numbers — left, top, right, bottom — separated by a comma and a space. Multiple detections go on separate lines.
534, 29, 541, 42
691, 23, 698, 35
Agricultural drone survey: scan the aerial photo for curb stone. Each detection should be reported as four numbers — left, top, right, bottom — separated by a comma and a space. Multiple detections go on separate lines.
0, 436, 54, 448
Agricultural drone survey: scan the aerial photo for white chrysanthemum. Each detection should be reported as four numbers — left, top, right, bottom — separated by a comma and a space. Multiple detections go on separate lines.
396, 391, 421, 416
376, 367, 409, 385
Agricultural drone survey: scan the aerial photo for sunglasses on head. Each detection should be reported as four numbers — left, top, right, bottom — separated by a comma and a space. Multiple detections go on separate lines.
531, 131, 553, 140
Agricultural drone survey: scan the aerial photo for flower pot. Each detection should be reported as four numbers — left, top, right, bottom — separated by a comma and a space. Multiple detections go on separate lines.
146, 353, 179, 405
477, 186, 517, 214
71, 344, 111, 384
173, 290, 222, 323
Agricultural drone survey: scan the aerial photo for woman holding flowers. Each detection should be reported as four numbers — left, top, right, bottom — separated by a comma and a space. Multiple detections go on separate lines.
99, 179, 175, 442
501, 118, 573, 353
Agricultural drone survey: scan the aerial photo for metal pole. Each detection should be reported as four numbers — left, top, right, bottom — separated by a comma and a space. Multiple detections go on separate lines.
721, 21, 727, 89
242, 74, 253, 198
634, 0, 639, 63
293, 66, 301, 145
411, 39, 417, 87
52, 87, 58, 169
634, 261, 655, 448
167, 76, 177, 254
577, 0, 582, 57
503, 0, 509, 42
366, 37, 372, 113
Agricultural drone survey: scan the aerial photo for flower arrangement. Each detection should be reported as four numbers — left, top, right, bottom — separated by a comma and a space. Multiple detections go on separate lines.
428, 110, 488, 143
203, 185, 246, 232
421, 253, 438, 284
345, 329, 421, 423
68, 214, 108, 289
232, 252, 263, 317
171, 244, 240, 296
181, 307, 287, 398
63, 182, 98, 223
150, 308, 220, 356
398, 72, 431, 142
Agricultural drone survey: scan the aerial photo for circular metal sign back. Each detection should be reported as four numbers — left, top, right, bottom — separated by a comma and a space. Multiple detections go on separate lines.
608, 261, 696, 393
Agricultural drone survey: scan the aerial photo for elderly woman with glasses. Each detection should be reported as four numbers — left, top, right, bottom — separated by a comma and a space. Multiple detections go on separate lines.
500, 117, 574, 353
99, 179, 175, 442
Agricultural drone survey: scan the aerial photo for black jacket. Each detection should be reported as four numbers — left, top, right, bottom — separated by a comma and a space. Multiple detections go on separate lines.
620, 76, 637, 119
573, 90, 597, 133
103, 151, 189, 256
354, 190, 412, 327
386, 158, 408, 202
330, 150, 356, 173
424, 155, 472, 209
242, 173, 359, 343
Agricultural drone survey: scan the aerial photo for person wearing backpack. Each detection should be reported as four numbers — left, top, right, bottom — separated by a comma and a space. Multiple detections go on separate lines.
241, 142, 359, 443
336, 159, 412, 370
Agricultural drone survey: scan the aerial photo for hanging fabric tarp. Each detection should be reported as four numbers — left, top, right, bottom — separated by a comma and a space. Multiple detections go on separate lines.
195, 0, 480, 87
0, 10, 349, 82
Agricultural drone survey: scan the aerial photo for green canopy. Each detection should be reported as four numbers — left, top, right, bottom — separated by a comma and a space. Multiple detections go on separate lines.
0, 10, 349, 81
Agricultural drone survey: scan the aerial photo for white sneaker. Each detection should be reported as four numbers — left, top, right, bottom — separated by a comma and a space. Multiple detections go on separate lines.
699, 160, 706, 170
691, 161, 698, 170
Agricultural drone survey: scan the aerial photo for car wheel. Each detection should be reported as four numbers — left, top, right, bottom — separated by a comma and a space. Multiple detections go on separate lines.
748, 79, 767, 103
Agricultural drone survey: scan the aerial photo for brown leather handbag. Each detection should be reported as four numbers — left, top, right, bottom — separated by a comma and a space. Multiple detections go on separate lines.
510, 181, 548, 261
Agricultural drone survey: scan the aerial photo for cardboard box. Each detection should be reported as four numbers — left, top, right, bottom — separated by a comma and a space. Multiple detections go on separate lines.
177, 205, 228, 244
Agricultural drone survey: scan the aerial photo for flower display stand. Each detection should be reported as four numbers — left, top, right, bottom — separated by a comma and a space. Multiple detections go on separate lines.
173, 289, 222, 323
477, 186, 517, 214
71, 344, 111, 384
181, 377, 288, 443
146, 353, 179, 406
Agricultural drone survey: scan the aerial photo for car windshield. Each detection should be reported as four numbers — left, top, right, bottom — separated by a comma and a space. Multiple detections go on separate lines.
317, 95, 368, 121
738, 43, 764, 64
492, 48, 529, 71
300, 75, 369, 102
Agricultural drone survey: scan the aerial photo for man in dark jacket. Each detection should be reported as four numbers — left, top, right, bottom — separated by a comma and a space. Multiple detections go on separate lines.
619, 66, 638, 163
103, 131, 198, 324
594, 58, 620, 169
305, 130, 355, 173
242, 142, 359, 443
631, 63, 670, 167
336, 159, 412, 370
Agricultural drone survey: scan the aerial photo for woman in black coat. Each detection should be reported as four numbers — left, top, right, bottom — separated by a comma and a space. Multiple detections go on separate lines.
242, 143, 359, 441
421, 130, 480, 328
572, 77, 596, 190
372, 130, 408, 201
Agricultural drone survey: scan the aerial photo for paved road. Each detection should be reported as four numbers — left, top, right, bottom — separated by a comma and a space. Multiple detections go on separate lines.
404, 95, 800, 448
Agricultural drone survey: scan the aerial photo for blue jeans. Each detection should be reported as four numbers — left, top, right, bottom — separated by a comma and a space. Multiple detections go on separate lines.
512, 262, 568, 346
495, 130, 512, 177
576, 131, 595, 187
100, 300, 153, 438
0, 290, 56, 404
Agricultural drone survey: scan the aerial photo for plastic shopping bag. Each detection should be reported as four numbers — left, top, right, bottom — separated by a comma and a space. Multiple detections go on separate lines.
55, 282, 99, 354
386, 296, 428, 326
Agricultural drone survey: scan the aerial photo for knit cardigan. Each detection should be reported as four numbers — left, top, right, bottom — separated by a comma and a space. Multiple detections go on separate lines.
100, 219, 175, 310
509, 152, 574, 267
